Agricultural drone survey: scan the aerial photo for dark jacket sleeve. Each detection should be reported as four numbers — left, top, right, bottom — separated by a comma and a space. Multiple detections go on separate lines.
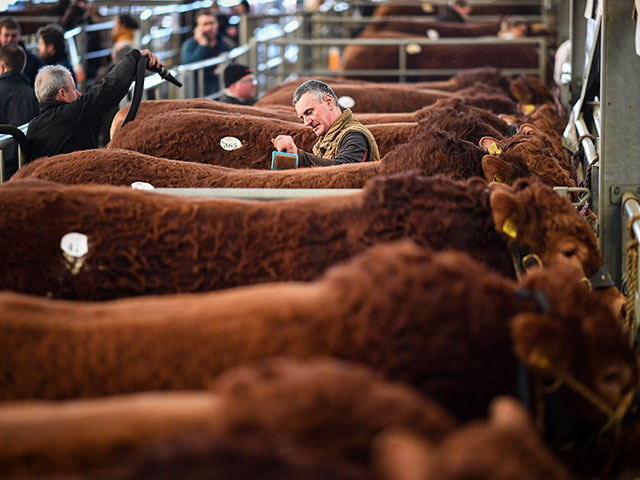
60, 49, 142, 125
298, 131, 370, 167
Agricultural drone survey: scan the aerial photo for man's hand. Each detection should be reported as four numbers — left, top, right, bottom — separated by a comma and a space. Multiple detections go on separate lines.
271, 135, 298, 155
139, 49, 162, 70
194, 26, 214, 47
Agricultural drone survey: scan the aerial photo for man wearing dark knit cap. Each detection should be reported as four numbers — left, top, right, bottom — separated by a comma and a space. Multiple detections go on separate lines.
218, 62, 256, 105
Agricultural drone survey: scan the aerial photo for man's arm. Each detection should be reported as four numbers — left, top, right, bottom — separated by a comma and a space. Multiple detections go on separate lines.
63, 49, 159, 123
298, 132, 370, 167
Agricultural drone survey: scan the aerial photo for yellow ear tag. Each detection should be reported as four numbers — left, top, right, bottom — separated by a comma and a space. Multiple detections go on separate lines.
489, 142, 502, 155
524, 104, 535, 115
528, 350, 550, 370
492, 173, 504, 183
502, 214, 518, 239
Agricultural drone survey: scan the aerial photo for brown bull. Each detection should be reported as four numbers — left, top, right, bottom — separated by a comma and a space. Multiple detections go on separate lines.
0, 357, 454, 477
362, 19, 500, 37
108, 110, 416, 168
0, 173, 617, 308
342, 31, 546, 83
0, 241, 636, 477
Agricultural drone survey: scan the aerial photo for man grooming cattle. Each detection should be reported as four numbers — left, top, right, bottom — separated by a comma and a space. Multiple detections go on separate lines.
271, 79, 380, 167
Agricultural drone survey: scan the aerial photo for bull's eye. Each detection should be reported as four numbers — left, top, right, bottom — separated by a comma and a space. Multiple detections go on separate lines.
563, 249, 576, 258
602, 372, 620, 384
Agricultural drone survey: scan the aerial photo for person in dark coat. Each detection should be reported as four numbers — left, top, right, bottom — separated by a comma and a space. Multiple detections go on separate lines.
27, 48, 162, 161
0, 44, 40, 181
181, 9, 232, 96
437, 0, 471, 22
218, 63, 256, 105
37, 24, 77, 84
0, 18, 42, 85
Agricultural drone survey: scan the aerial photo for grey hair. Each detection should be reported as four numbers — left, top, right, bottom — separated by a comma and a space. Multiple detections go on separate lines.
34, 64, 74, 103
292, 79, 339, 108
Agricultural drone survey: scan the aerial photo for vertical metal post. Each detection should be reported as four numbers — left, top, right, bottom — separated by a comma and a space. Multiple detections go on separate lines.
569, 0, 587, 103
555, 0, 571, 43
398, 44, 407, 83
537, 37, 547, 83
599, 1, 640, 285
301, 11, 313, 74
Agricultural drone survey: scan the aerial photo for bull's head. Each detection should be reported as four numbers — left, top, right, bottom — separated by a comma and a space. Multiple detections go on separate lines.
479, 134, 574, 188
510, 267, 640, 476
489, 179, 625, 318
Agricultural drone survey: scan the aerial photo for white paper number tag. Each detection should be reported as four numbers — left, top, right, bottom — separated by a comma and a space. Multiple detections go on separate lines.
131, 181, 155, 190
406, 43, 422, 55
220, 136, 243, 151
60, 232, 89, 258
338, 95, 355, 109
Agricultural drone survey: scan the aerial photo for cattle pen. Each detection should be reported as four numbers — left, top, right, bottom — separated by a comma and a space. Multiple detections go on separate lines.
1, 0, 640, 478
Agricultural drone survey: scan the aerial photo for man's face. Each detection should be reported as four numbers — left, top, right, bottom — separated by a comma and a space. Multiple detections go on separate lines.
59, 74, 81, 103
38, 36, 55, 59
235, 73, 256, 101
196, 14, 218, 39
295, 92, 337, 137
0, 27, 19, 46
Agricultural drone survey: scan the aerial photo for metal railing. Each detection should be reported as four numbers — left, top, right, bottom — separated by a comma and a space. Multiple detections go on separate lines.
260, 35, 548, 84
0, 124, 28, 183
151, 187, 361, 200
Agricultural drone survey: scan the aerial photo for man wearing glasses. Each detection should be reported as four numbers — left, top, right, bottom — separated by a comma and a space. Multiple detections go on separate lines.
218, 63, 256, 105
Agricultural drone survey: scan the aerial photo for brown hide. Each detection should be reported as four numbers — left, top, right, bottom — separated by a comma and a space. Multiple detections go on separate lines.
109, 110, 415, 168
509, 75, 555, 105
14, 128, 486, 187
109, 94, 515, 142
1, 241, 635, 477
376, 398, 574, 480
111, 100, 300, 138
256, 83, 458, 112
486, 131, 573, 187
258, 68, 513, 97
0, 173, 604, 301
0, 357, 453, 477
342, 31, 545, 83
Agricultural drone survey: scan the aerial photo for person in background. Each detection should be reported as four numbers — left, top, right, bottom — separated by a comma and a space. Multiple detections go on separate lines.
271, 79, 379, 167
181, 9, 232, 96
37, 24, 77, 83
27, 48, 161, 160
224, 0, 250, 45
218, 63, 256, 105
0, 18, 42, 85
60, 0, 103, 85
437, 0, 471, 22
112, 14, 139, 44
0, 44, 40, 180
498, 16, 529, 39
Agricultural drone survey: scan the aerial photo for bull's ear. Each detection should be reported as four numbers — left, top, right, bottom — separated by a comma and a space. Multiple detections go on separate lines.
373, 427, 433, 480
479, 136, 505, 154
489, 189, 525, 239
510, 313, 571, 376
518, 122, 538, 135
482, 155, 512, 184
